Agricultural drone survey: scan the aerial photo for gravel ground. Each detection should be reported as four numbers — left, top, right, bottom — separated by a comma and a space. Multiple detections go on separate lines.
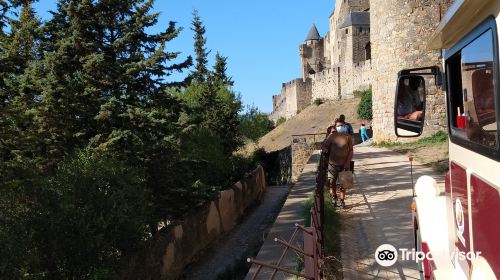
180, 185, 290, 280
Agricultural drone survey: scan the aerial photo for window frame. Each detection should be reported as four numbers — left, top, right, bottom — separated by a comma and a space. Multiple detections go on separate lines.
444, 16, 500, 161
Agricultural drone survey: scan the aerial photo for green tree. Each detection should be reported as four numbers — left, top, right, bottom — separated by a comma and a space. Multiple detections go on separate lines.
189, 9, 210, 83
1, 0, 195, 244
0, 0, 42, 170
357, 87, 373, 120
26, 0, 104, 168
212, 52, 233, 86
202, 82, 242, 154
0, 3, 47, 278
31, 151, 149, 279
179, 81, 242, 155
239, 104, 274, 142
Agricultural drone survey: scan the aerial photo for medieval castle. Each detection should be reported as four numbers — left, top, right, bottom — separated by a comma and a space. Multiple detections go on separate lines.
270, 0, 454, 141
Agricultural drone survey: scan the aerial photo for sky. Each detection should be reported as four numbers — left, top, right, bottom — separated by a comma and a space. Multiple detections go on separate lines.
32, 1, 335, 113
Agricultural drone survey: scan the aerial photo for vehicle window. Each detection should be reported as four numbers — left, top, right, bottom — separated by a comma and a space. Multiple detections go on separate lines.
447, 29, 498, 149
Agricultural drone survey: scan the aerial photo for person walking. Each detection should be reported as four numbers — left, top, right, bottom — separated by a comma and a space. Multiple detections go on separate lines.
321, 119, 353, 208
360, 123, 370, 142
338, 114, 353, 135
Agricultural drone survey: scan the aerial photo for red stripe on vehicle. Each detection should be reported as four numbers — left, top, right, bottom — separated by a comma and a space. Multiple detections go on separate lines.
470, 174, 500, 279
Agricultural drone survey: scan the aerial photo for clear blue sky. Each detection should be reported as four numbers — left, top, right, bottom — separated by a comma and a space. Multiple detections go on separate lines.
33, 1, 335, 113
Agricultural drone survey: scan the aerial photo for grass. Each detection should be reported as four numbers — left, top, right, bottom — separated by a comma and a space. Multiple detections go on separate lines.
301, 194, 342, 279
376, 131, 448, 149
374, 131, 449, 173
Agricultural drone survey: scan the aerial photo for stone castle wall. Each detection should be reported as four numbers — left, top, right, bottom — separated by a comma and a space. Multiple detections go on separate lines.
311, 68, 339, 101
370, 0, 452, 141
269, 78, 312, 122
310, 59, 371, 102
344, 59, 372, 98
297, 78, 313, 112
352, 26, 370, 64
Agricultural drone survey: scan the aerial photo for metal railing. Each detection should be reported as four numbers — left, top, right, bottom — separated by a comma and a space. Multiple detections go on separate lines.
247, 151, 328, 279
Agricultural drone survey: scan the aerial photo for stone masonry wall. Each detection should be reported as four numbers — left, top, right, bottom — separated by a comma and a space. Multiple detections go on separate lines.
370, 0, 453, 142
311, 68, 340, 101
301, 39, 325, 79
125, 166, 267, 280
270, 79, 312, 122
347, 60, 372, 97
269, 81, 296, 122
310, 59, 371, 102
296, 78, 313, 112
352, 26, 370, 64
291, 136, 323, 182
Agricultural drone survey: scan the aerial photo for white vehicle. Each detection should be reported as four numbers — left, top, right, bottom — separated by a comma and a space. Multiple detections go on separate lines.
394, 0, 500, 279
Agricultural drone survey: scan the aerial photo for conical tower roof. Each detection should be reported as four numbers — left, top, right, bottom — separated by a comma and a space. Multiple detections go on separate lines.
305, 24, 321, 41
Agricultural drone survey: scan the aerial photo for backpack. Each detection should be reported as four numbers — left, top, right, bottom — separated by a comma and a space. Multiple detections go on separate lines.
345, 122, 353, 134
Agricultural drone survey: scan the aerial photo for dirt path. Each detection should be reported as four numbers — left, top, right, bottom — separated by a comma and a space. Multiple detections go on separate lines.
340, 145, 445, 279
181, 185, 290, 280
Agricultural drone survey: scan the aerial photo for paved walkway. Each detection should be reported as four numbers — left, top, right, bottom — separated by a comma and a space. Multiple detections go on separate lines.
341, 145, 445, 280
245, 151, 320, 280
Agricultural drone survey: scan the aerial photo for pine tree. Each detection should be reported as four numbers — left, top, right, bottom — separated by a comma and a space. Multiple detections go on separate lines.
27, 0, 102, 168
0, 2, 44, 278
19, 0, 193, 221
197, 80, 242, 155
189, 9, 210, 83
79, 0, 193, 226
0, 0, 42, 172
212, 52, 233, 86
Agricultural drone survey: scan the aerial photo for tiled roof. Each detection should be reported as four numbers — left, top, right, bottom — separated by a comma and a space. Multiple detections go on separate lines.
339, 11, 370, 28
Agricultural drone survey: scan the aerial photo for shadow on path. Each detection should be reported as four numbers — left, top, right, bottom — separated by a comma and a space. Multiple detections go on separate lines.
340, 146, 445, 280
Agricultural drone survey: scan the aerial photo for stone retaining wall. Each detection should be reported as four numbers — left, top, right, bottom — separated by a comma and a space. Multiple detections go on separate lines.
291, 135, 325, 182
125, 166, 267, 280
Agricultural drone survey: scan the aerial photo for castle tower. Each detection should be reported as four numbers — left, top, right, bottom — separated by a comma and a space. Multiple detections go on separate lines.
339, 11, 370, 65
299, 24, 325, 80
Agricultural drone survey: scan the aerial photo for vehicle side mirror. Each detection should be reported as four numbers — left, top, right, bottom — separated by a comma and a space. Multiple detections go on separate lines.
394, 75, 426, 137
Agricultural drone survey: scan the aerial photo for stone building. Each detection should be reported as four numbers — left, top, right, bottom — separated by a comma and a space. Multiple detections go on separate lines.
270, 0, 453, 141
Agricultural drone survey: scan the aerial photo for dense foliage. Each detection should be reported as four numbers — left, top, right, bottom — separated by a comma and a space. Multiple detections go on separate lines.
357, 86, 373, 120
239, 104, 274, 142
0, 1, 260, 278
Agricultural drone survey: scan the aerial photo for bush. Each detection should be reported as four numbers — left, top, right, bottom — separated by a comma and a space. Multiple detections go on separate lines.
357, 87, 373, 120
313, 98, 325, 106
275, 117, 287, 127
28, 151, 150, 279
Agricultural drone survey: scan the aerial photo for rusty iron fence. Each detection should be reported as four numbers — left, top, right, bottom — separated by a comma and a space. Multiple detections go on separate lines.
247, 151, 328, 279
